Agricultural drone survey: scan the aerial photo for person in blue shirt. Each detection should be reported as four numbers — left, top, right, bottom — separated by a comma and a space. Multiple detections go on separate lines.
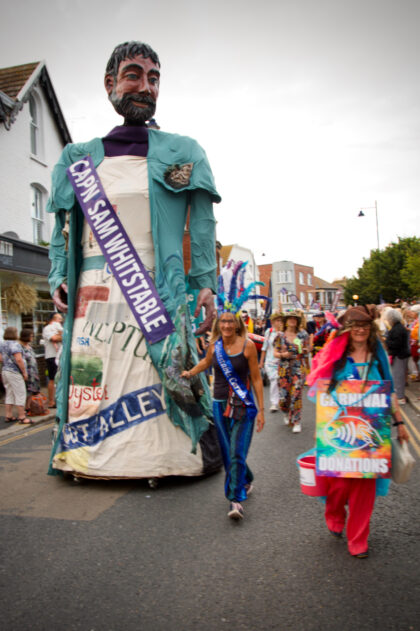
0, 327, 30, 424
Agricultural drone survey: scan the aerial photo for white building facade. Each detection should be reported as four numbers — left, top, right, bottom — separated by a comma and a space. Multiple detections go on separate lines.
0, 61, 71, 362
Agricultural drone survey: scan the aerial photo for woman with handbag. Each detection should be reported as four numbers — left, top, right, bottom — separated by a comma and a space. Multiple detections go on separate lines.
182, 261, 265, 520
0, 326, 31, 424
307, 305, 409, 558
19, 328, 41, 414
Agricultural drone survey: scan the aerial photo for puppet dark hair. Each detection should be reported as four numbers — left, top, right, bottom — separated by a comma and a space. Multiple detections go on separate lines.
105, 41, 160, 77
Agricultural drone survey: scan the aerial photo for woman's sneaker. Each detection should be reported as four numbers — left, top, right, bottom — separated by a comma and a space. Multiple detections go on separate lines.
228, 502, 244, 520
292, 423, 302, 433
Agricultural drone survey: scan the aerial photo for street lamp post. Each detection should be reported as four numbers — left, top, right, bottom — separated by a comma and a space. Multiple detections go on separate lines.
358, 200, 379, 250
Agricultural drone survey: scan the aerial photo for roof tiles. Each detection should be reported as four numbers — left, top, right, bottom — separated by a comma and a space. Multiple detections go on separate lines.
0, 62, 40, 99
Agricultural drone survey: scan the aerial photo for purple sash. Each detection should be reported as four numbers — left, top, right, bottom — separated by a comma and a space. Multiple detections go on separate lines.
66, 156, 175, 344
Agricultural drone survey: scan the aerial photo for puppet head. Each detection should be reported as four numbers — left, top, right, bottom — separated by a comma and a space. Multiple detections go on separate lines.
105, 41, 160, 124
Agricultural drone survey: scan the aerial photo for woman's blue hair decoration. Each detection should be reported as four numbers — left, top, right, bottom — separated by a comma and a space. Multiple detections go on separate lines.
217, 260, 269, 315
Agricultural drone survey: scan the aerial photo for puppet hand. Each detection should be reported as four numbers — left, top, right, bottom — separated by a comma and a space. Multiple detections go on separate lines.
53, 283, 68, 313
194, 288, 215, 335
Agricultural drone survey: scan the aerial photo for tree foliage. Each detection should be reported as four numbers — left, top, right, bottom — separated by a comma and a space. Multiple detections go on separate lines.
344, 237, 420, 305
401, 250, 420, 296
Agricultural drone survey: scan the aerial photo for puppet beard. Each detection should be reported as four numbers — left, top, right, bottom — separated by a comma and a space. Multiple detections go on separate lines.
109, 91, 156, 124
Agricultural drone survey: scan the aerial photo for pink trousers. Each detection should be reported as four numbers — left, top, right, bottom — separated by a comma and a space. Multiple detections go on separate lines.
324, 477, 376, 555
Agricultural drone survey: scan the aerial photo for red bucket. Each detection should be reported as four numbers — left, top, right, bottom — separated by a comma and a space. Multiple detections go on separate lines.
297, 455, 328, 497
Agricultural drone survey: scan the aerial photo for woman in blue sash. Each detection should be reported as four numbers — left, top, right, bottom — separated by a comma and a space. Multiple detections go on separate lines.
182, 261, 265, 520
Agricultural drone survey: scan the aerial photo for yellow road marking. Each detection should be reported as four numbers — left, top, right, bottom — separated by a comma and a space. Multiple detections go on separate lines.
404, 426, 420, 458
400, 407, 420, 441
399, 408, 420, 457
0, 422, 54, 448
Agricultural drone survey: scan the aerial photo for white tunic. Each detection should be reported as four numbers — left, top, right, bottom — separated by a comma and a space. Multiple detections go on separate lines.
53, 156, 203, 478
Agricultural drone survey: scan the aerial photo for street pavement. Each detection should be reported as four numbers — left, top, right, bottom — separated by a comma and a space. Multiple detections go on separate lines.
0, 384, 419, 631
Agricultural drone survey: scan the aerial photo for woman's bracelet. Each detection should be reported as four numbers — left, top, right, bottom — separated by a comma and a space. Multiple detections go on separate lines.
393, 421, 405, 426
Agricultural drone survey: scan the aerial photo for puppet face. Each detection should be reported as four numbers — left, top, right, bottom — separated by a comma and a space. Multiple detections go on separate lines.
105, 54, 160, 123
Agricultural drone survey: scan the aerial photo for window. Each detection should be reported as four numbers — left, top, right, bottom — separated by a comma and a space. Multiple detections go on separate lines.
308, 292, 313, 305
29, 95, 39, 155
299, 272, 304, 284
280, 293, 290, 304
31, 185, 44, 244
307, 273, 312, 286
300, 292, 305, 306
278, 270, 293, 284
29, 91, 44, 159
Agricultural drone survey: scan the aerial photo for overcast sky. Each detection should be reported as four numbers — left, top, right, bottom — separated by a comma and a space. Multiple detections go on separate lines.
1, 0, 419, 282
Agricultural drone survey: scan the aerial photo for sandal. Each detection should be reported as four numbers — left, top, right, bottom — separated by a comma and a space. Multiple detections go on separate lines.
18, 417, 35, 425
353, 551, 369, 559
329, 529, 343, 538
5, 417, 17, 423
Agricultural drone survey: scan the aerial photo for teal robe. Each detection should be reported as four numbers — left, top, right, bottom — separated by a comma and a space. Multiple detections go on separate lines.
47, 129, 221, 474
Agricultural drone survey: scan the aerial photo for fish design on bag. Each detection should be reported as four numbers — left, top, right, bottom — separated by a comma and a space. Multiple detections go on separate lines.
323, 416, 383, 451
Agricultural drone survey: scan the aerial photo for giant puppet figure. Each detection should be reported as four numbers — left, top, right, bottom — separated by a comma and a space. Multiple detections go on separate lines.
47, 41, 222, 479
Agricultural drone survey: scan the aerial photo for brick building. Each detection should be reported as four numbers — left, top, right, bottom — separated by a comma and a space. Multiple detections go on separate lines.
258, 263, 272, 299
270, 260, 315, 310
294, 263, 315, 308
259, 260, 341, 311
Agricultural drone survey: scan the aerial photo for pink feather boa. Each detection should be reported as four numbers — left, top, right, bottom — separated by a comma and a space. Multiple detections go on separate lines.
307, 331, 350, 387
